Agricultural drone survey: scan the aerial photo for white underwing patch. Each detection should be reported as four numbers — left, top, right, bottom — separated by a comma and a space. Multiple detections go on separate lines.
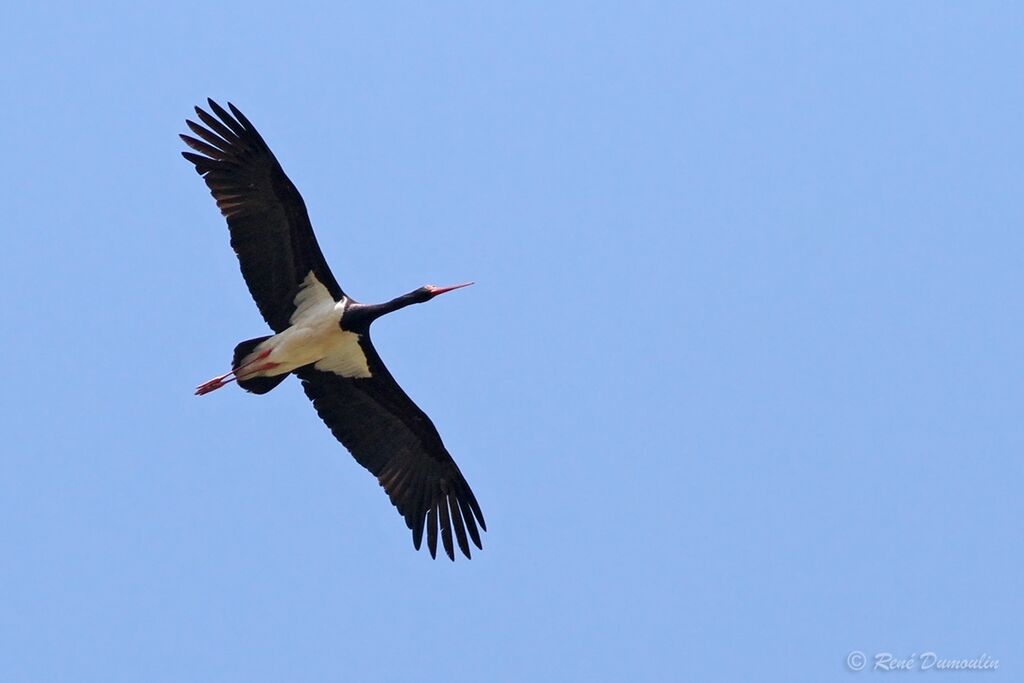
315, 337, 372, 378
290, 271, 336, 326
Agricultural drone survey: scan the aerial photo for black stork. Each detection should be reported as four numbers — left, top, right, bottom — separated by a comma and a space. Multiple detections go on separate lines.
181, 100, 485, 560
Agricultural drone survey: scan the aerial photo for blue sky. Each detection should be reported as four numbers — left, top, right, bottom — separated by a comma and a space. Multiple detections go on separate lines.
2, 2, 1021, 681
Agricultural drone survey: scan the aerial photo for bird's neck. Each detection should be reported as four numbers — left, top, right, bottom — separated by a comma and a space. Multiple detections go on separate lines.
349, 289, 427, 327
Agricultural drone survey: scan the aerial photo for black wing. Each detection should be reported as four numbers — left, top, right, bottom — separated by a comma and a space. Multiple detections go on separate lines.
295, 336, 486, 561
181, 99, 346, 332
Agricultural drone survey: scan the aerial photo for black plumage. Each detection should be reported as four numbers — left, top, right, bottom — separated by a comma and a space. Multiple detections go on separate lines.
182, 100, 345, 332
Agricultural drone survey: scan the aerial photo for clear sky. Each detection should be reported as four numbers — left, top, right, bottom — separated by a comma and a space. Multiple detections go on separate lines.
1, 2, 1021, 681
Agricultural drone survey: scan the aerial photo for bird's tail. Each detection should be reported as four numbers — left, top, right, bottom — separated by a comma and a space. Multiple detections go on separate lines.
233, 336, 288, 394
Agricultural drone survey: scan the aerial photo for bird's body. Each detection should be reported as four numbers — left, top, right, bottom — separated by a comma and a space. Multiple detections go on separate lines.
226, 273, 368, 386
182, 100, 485, 560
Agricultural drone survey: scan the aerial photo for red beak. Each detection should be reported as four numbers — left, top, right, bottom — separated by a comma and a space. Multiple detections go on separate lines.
426, 282, 474, 297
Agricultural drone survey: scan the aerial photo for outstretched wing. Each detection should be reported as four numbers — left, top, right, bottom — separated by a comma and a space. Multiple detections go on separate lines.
181, 99, 346, 332
295, 336, 486, 560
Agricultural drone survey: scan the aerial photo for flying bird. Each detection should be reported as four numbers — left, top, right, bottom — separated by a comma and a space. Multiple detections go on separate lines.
181, 99, 485, 560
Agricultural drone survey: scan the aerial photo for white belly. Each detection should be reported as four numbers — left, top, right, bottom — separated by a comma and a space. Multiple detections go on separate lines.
240, 272, 373, 379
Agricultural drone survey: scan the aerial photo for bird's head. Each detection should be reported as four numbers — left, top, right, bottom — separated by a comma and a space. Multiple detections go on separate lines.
417, 281, 475, 303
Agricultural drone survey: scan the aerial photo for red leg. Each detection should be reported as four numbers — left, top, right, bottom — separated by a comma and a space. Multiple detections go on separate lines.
195, 372, 236, 396
194, 349, 275, 396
